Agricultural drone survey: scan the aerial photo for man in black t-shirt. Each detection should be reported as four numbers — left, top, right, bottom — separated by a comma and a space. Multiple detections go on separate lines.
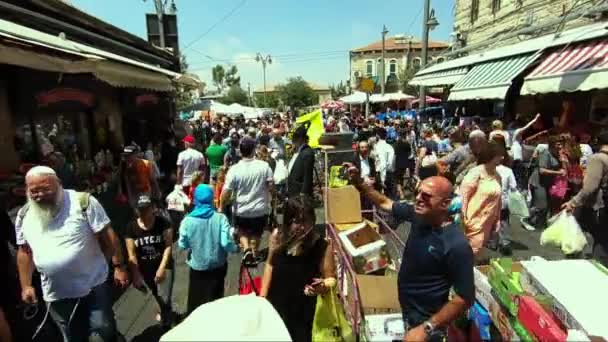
125, 195, 174, 328
344, 165, 474, 342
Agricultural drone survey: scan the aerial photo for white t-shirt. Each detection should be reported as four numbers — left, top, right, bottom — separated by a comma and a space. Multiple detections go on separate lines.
511, 128, 523, 161
177, 148, 206, 186
15, 190, 111, 302
223, 159, 274, 218
497, 165, 517, 210
580, 144, 593, 167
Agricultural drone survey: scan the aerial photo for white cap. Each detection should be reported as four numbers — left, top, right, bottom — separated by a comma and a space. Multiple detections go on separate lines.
26, 165, 57, 178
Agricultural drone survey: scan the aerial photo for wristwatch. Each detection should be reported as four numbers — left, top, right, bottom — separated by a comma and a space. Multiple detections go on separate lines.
423, 321, 435, 335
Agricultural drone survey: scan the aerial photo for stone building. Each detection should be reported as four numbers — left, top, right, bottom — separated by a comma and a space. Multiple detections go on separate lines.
453, 0, 603, 53
350, 35, 449, 84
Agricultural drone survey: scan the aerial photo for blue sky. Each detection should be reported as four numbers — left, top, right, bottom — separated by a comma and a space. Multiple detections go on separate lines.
71, 0, 454, 90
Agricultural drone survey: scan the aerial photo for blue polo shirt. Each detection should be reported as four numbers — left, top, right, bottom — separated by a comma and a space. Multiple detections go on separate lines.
392, 202, 474, 325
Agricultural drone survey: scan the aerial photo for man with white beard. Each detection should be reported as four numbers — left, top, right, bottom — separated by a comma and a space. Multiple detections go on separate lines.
15, 166, 128, 342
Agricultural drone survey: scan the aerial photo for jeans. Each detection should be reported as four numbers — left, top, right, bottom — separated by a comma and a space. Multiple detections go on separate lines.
48, 282, 117, 342
138, 268, 174, 327
530, 184, 549, 229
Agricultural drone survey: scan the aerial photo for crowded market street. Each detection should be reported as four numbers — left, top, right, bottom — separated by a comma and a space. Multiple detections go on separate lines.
2, 1, 608, 342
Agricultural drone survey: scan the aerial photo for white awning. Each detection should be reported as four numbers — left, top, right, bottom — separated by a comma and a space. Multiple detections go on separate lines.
409, 67, 468, 86
0, 18, 199, 91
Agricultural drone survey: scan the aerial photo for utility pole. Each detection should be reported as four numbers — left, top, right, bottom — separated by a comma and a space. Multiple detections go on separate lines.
419, 0, 439, 113
381, 25, 389, 96
255, 53, 272, 107
247, 82, 252, 107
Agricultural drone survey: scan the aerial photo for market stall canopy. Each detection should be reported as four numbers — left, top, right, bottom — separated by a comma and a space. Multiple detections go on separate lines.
0, 18, 200, 92
521, 38, 608, 95
369, 91, 415, 103
321, 100, 345, 110
409, 67, 468, 86
448, 53, 539, 101
340, 91, 368, 104
409, 21, 608, 90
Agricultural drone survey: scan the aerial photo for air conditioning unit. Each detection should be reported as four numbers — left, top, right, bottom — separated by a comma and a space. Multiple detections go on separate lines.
354, 71, 361, 78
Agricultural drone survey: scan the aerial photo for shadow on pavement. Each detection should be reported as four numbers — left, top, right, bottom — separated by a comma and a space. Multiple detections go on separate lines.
131, 324, 165, 342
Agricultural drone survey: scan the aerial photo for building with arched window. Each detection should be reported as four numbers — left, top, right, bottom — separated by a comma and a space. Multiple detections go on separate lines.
350, 35, 448, 84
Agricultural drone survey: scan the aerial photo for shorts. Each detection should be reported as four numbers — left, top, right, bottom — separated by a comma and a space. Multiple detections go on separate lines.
234, 215, 268, 237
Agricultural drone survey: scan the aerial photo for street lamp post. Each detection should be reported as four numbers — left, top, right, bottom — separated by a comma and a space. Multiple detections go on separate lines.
419, 0, 439, 113
255, 53, 272, 107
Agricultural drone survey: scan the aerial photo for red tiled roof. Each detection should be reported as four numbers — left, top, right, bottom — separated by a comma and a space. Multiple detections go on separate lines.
352, 37, 448, 52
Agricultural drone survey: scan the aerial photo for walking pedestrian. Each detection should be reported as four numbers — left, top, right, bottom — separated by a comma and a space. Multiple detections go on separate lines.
177, 135, 206, 194
125, 195, 174, 328
563, 131, 608, 267
121, 145, 161, 206
287, 125, 315, 199
460, 141, 504, 256
220, 138, 274, 259
16, 166, 127, 342
205, 133, 228, 184
261, 196, 336, 342
178, 185, 238, 314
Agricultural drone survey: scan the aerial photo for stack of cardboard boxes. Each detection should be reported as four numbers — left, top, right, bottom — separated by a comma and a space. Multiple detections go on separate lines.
473, 257, 608, 341
326, 185, 404, 341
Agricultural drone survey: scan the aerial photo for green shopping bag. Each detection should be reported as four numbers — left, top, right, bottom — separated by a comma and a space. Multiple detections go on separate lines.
312, 287, 355, 342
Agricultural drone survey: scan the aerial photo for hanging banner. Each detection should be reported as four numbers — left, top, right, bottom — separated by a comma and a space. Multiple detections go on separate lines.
36, 88, 95, 108
296, 109, 324, 148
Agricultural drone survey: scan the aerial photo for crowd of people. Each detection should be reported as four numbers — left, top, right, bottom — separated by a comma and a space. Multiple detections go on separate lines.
2, 105, 608, 341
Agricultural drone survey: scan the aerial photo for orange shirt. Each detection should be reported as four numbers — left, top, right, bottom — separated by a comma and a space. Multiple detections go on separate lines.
127, 159, 151, 194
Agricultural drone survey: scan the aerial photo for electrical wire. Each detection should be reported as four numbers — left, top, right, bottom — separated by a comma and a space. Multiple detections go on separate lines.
182, 0, 248, 51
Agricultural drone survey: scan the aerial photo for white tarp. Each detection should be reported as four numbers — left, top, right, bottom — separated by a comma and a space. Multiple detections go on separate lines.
340, 91, 368, 104
370, 91, 414, 103
160, 295, 291, 342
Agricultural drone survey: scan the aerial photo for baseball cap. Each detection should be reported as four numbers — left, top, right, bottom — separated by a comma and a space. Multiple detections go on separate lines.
136, 195, 153, 209
182, 135, 195, 144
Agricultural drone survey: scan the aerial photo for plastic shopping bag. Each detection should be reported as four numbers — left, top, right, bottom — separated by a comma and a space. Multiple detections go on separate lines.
329, 166, 349, 188
166, 186, 190, 212
273, 159, 288, 185
312, 287, 355, 342
540, 211, 587, 255
508, 191, 530, 218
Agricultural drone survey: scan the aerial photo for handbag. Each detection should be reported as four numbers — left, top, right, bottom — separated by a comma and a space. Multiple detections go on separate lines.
238, 265, 261, 296
549, 176, 568, 200
312, 287, 355, 342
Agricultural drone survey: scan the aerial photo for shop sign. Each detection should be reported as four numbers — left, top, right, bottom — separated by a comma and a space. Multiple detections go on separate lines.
359, 78, 374, 93
135, 94, 159, 107
36, 88, 95, 108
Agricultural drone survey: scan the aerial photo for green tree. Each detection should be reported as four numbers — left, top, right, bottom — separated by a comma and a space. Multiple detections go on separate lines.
211, 65, 225, 92
329, 81, 348, 99
398, 67, 419, 96
276, 77, 317, 110
255, 93, 280, 108
225, 65, 241, 88
221, 85, 248, 105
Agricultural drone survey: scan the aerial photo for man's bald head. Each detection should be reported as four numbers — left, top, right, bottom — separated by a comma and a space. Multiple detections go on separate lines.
421, 176, 453, 199
26, 166, 62, 206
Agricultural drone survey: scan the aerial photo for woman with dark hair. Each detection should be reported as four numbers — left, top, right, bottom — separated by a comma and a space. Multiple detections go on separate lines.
460, 140, 504, 256
261, 196, 336, 342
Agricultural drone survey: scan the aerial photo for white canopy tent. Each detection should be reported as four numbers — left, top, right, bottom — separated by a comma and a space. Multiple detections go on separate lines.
370, 91, 415, 103
340, 91, 368, 104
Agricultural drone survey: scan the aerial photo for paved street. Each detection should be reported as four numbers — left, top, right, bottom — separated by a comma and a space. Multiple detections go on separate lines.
114, 207, 573, 341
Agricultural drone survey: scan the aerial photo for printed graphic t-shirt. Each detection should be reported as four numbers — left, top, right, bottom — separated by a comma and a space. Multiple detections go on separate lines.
125, 216, 173, 273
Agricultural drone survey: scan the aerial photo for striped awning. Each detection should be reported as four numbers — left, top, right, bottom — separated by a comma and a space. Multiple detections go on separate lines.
448, 53, 539, 101
521, 38, 608, 95
409, 67, 468, 86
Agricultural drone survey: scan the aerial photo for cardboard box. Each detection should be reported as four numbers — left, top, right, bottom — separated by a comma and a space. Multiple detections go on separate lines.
363, 313, 404, 342
326, 186, 362, 224
356, 274, 401, 315
517, 295, 567, 342
339, 223, 389, 274
520, 259, 608, 340
335, 219, 379, 232
474, 266, 521, 341
487, 258, 524, 317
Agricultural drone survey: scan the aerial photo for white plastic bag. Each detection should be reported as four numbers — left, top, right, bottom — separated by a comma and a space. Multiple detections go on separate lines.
273, 159, 288, 185
508, 190, 529, 218
540, 211, 587, 255
166, 186, 190, 212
